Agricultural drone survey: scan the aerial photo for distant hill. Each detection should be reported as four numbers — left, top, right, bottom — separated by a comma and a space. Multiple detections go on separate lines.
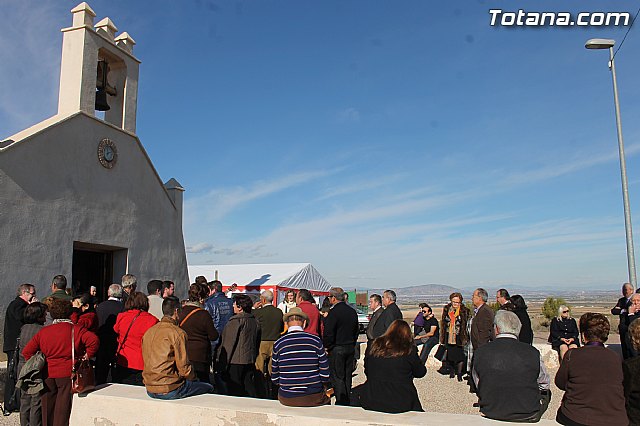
392, 284, 460, 297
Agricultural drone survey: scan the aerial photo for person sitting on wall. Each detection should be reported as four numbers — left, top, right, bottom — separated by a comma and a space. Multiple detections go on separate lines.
351, 320, 426, 413
555, 313, 627, 426
548, 305, 580, 361
271, 307, 330, 407
142, 296, 214, 400
473, 310, 551, 422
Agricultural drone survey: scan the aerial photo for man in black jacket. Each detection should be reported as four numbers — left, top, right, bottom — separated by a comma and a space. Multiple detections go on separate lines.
95, 284, 124, 384
3, 283, 36, 415
473, 310, 550, 422
372, 290, 403, 339
365, 294, 383, 347
612, 282, 635, 359
322, 287, 358, 405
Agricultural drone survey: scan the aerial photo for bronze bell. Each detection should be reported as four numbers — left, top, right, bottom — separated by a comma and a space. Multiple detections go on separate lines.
95, 60, 116, 111
95, 87, 110, 111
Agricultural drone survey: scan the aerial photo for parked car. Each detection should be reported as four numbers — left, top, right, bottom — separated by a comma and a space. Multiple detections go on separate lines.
352, 305, 369, 334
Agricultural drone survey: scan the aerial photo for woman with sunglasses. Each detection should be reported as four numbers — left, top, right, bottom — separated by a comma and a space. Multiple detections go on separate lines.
548, 305, 579, 361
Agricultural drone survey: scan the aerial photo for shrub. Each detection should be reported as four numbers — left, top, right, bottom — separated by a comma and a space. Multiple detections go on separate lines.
542, 297, 567, 321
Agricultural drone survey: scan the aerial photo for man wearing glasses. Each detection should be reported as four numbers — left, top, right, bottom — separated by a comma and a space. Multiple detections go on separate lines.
322, 287, 358, 406
3, 283, 36, 415
414, 305, 439, 364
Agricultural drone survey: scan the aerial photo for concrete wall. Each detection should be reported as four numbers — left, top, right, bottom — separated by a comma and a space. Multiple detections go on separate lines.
70, 384, 560, 425
0, 112, 188, 336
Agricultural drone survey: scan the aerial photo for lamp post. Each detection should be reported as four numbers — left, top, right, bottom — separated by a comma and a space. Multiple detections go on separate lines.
585, 38, 637, 289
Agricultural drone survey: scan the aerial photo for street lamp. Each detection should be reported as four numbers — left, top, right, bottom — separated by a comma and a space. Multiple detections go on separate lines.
585, 38, 637, 289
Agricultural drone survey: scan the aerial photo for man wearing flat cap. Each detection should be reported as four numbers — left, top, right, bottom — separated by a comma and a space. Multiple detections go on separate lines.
271, 307, 331, 407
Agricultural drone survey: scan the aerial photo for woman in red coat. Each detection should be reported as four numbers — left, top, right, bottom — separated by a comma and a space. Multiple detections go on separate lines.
23, 299, 99, 426
70, 293, 98, 333
112, 291, 158, 385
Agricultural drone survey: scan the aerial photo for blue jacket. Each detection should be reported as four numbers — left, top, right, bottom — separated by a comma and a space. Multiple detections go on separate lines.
204, 293, 234, 337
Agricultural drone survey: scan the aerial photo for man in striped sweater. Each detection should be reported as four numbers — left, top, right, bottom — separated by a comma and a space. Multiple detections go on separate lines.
271, 307, 331, 407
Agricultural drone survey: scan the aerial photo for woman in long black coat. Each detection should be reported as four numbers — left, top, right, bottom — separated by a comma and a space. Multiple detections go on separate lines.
351, 320, 426, 413
509, 295, 533, 344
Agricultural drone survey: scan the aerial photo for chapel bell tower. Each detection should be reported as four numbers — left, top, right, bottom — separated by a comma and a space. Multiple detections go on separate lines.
57, 2, 140, 134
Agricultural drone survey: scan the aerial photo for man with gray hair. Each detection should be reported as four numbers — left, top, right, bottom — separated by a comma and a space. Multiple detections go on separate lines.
470, 288, 494, 350
95, 284, 124, 384
473, 310, 550, 422
253, 290, 284, 398
372, 289, 403, 339
121, 274, 137, 305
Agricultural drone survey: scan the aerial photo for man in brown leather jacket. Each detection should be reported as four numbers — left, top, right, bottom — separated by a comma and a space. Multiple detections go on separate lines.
142, 296, 213, 399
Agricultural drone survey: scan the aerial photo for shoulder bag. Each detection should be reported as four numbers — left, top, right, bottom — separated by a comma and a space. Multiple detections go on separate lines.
71, 325, 95, 394
179, 307, 203, 327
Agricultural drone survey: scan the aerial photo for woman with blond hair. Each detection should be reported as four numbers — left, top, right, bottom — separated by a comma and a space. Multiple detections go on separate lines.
351, 320, 426, 413
549, 305, 579, 361
439, 292, 470, 380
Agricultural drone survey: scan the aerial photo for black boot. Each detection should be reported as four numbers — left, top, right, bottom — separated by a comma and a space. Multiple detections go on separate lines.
456, 362, 465, 382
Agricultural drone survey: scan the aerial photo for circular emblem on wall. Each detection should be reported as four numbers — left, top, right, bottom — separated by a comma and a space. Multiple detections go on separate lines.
97, 138, 118, 169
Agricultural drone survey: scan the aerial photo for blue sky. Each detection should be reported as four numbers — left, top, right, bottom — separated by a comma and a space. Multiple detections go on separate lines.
2, 0, 640, 290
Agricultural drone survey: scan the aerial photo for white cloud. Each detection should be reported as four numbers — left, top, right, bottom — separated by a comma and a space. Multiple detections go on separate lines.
337, 107, 360, 123
184, 168, 340, 223
185, 242, 214, 253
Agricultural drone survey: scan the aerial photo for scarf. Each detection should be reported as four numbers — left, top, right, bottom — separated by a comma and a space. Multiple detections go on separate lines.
447, 306, 460, 345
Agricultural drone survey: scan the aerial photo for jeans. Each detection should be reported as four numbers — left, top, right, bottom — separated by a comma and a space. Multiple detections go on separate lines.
329, 344, 355, 406
147, 380, 213, 400
419, 336, 439, 364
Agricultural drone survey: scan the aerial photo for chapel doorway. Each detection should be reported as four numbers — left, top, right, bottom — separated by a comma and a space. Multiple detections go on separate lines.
72, 242, 127, 301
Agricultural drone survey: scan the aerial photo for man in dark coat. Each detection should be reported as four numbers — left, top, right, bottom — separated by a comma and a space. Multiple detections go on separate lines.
612, 282, 635, 359
322, 287, 358, 406
621, 293, 640, 359
372, 290, 403, 339
3, 283, 36, 415
473, 310, 550, 422
95, 284, 124, 384
365, 294, 383, 347
471, 288, 494, 350
469, 288, 494, 392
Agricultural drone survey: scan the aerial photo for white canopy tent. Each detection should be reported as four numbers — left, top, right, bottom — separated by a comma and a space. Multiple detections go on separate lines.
187, 263, 332, 305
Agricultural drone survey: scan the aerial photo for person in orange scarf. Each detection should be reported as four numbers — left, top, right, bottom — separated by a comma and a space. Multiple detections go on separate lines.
439, 292, 471, 381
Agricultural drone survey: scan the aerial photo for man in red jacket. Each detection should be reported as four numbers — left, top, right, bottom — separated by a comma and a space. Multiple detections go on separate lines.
296, 289, 321, 336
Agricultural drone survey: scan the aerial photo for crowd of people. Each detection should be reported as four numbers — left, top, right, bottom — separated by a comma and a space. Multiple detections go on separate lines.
2, 277, 640, 425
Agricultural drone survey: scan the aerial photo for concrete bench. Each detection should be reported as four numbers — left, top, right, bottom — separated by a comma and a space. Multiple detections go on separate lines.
70, 384, 559, 425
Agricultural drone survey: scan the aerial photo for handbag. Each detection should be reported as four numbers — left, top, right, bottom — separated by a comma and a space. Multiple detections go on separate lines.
434, 344, 447, 361
70, 325, 95, 394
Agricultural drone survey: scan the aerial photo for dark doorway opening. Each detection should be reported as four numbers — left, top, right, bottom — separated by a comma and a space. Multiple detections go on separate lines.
72, 242, 126, 301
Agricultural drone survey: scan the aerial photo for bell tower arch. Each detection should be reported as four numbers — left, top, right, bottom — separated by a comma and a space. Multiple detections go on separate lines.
57, 2, 140, 134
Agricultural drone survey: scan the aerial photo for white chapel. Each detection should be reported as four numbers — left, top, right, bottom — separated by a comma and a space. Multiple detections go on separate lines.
0, 3, 189, 312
